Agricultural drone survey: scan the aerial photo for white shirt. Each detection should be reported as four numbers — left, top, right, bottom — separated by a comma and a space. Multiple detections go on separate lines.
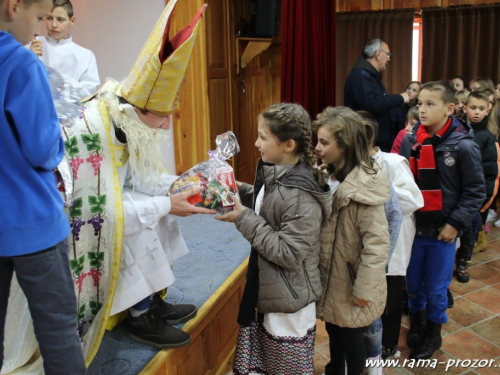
38, 35, 100, 99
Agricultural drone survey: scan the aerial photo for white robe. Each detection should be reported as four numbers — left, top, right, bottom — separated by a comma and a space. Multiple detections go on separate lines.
109, 129, 189, 314
37, 36, 100, 99
373, 148, 424, 276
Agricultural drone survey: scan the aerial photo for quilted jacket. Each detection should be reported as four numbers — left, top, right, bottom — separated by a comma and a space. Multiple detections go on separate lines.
317, 165, 390, 328
235, 159, 331, 325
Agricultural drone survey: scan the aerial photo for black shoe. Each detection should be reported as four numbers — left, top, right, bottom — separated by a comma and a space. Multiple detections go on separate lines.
128, 307, 192, 349
151, 293, 197, 324
407, 311, 425, 349
456, 259, 470, 283
447, 288, 454, 308
410, 321, 442, 359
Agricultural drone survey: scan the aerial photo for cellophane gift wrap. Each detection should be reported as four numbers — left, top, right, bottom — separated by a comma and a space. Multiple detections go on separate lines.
171, 131, 241, 213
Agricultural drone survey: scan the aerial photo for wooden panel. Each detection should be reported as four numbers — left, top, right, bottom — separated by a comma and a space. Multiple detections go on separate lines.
170, 0, 210, 175
206, 0, 235, 145
421, 0, 442, 6
208, 78, 232, 142
140, 259, 248, 375
207, 291, 240, 368
175, 331, 209, 375
206, 0, 228, 69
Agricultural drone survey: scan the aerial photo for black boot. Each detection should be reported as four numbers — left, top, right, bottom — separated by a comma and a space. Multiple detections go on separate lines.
410, 320, 442, 359
128, 306, 192, 349
456, 258, 470, 283
407, 310, 425, 349
447, 288, 454, 308
151, 293, 197, 324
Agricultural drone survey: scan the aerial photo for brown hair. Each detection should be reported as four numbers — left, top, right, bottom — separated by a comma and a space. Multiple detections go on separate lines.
260, 103, 325, 183
455, 89, 470, 104
420, 81, 455, 105
465, 90, 490, 106
313, 106, 375, 182
407, 105, 420, 123
53, 0, 73, 17
475, 88, 500, 138
470, 77, 495, 91
356, 110, 378, 148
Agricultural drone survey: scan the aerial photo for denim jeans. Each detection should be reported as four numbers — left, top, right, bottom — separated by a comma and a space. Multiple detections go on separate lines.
0, 240, 86, 374
363, 318, 382, 358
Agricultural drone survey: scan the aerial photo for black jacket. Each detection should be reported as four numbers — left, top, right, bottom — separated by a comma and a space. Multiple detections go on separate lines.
344, 57, 404, 151
469, 118, 500, 211
400, 117, 486, 237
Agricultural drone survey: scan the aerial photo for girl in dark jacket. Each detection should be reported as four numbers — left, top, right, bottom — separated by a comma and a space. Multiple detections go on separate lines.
216, 103, 332, 375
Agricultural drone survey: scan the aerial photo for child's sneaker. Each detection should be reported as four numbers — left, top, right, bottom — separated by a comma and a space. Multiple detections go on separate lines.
382, 345, 400, 359
486, 209, 497, 223
494, 217, 500, 227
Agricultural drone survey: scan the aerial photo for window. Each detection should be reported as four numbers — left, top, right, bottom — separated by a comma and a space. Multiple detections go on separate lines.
412, 14, 423, 81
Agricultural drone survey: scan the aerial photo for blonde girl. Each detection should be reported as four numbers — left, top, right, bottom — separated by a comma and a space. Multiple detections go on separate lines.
470, 76, 495, 92
217, 103, 332, 375
406, 81, 422, 107
315, 106, 390, 375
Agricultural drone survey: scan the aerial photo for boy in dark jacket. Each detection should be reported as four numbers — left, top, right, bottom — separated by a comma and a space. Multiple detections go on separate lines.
400, 81, 485, 360
455, 91, 500, 281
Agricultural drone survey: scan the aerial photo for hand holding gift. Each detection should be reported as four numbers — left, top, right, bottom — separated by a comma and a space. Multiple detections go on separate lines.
170, 132, 241, 213
214, 193, 246, 223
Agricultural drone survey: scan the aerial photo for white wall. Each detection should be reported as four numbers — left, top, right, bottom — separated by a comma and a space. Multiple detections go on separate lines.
66, 0, 177, 173
70, 0, 165, 82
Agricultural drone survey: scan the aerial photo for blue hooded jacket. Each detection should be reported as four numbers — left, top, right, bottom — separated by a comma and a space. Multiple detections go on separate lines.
0, 32, 69, 256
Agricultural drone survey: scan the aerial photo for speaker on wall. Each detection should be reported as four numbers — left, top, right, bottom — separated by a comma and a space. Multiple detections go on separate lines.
252, 0, 277, 38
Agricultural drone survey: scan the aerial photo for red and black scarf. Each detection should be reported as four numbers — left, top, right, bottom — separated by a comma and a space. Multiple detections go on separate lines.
410, 118, 455, 227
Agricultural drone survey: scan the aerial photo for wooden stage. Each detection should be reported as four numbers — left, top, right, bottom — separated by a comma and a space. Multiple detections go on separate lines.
139, 258, 248, 375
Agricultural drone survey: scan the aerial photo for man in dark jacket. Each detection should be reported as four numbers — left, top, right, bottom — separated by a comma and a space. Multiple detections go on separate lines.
344, 38, 409, 151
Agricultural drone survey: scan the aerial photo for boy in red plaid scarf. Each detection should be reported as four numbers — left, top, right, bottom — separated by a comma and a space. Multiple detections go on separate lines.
399, 81, 485, 360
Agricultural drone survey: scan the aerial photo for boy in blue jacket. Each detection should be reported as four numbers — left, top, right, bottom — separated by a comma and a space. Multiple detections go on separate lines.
400, 81, 485, 360
0, 0, 85, 373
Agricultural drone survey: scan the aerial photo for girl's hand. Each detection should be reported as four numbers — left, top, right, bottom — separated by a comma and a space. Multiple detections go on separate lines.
353, 297, 371, 307
236, 180, 243, 189
214, 194, 246, 223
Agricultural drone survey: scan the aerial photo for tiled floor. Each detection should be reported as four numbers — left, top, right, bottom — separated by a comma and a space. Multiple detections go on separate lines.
224, 224, 500, 375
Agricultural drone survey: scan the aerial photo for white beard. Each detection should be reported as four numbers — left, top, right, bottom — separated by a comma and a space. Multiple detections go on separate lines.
99, 82, 166, 183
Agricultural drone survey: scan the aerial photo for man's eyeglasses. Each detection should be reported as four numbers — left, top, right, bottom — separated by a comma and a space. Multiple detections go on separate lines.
379, 50, 392, 58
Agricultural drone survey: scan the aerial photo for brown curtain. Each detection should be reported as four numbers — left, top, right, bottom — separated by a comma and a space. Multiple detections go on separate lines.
421, 4, 500, 84
336, 9, 414, 106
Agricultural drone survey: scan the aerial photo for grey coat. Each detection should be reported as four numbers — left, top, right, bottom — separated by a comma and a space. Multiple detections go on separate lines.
236, 160, 331, 324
